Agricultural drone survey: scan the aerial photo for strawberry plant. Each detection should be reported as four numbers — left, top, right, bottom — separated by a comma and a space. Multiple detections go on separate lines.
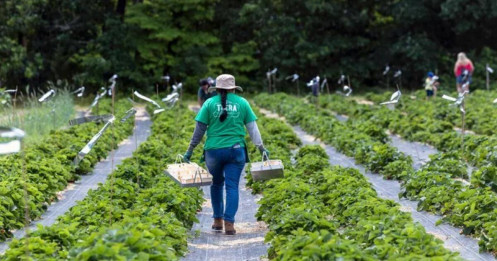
257, 145, 459, 260
0, 99, 134, 241
255, 92, 497, 255
2, 104, 203, 260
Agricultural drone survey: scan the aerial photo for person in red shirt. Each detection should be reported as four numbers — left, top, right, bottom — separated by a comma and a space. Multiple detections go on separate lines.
453, 52, 474, 93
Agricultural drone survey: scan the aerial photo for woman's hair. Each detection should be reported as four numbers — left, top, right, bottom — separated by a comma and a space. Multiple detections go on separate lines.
199, 79, 209, 86
219, 89, 228, 122
457, 52, 469, 64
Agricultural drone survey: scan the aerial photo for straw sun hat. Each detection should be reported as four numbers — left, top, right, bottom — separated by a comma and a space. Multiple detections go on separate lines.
208, 74, 243, 92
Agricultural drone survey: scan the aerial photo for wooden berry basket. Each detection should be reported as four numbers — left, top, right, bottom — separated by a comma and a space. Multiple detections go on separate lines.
250, 152, 284, 181
165, 156, 212, 187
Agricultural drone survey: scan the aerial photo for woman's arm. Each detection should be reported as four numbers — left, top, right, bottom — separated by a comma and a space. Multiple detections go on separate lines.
246, 121, 265, 152
187, 121, 207, 152
197, 88, 205, 107
454, 62, 459, 76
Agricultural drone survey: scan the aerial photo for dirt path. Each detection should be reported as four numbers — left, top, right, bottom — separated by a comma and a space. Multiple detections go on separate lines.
388, 134, 438, 170
182, 171, 269, 261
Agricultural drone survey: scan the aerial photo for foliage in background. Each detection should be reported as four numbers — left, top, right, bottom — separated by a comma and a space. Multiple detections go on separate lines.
0, 89, 74, 144
1, 0, 497, 92
125, 0, 220, 90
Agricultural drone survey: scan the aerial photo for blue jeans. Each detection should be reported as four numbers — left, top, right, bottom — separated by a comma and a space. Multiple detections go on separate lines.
456, 75, 472, 84
205, 146, 246, 223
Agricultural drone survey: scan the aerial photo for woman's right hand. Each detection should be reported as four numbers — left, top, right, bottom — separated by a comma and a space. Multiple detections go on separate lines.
183, 150, 193, 163
261, 148, 270, 161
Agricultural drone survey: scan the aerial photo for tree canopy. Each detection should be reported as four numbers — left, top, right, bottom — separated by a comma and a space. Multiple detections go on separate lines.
0, 0, 496, 93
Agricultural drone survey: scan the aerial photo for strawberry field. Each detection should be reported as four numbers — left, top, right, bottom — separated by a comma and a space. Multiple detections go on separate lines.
4, 1, 497, 260
3, 85, 497, 261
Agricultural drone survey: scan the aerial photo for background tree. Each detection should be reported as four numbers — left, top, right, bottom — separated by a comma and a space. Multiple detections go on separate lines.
1, 0, 497, 93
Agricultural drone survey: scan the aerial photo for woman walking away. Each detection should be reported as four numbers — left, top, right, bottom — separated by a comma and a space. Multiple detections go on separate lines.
183, 74, 269, 235
454, 52, 474, 93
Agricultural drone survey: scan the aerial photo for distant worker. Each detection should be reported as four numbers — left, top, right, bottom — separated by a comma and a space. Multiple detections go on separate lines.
198, 79, 217, 107
425, 72, 439, 99
454, 52, 474, 93
307, 76, 320, 106
312, 77, 320, 106
311, 79, 319, 98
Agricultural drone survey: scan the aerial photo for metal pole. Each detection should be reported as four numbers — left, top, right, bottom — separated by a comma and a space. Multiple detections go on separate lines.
52, 110, 56, 130
268, 75, 271, 94
325, 78, 330, 94
156, 83, 159, 99
112, 83, 115, 116
96, 100, 99, 116
52, 102, 56, 130
132, 90, 140, 189
273, 74, 277, 93
13, 86, 18, 109
13, 87, 18, 128
461, 101, 466, 159
267, 75, 271, 93
21, 139, 30, 258
487, 63, 490, 91
297, 81, 300, 97
108, 82, 116, 226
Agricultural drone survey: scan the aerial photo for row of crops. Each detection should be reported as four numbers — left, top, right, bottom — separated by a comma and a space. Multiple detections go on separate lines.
241, 99, 459, 259
1, 100, 311, 259
319, 92, 497, 190
257, 145, 459, 260
182, 98, 457, 259
5, 90, 497, 259
1, 104, 205, 259
0, 99, 133, 242
253, 92, 497, 254
319, 93, 497, 252
320, 91, 497, 155
363, 90, 497, 136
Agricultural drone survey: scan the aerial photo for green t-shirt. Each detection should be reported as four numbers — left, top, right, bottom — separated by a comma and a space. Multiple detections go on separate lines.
195, 93, 257, 150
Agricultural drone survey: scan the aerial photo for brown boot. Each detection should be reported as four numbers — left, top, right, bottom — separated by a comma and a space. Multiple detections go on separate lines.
212, 218, 223, 230
224, 221, 236, 235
